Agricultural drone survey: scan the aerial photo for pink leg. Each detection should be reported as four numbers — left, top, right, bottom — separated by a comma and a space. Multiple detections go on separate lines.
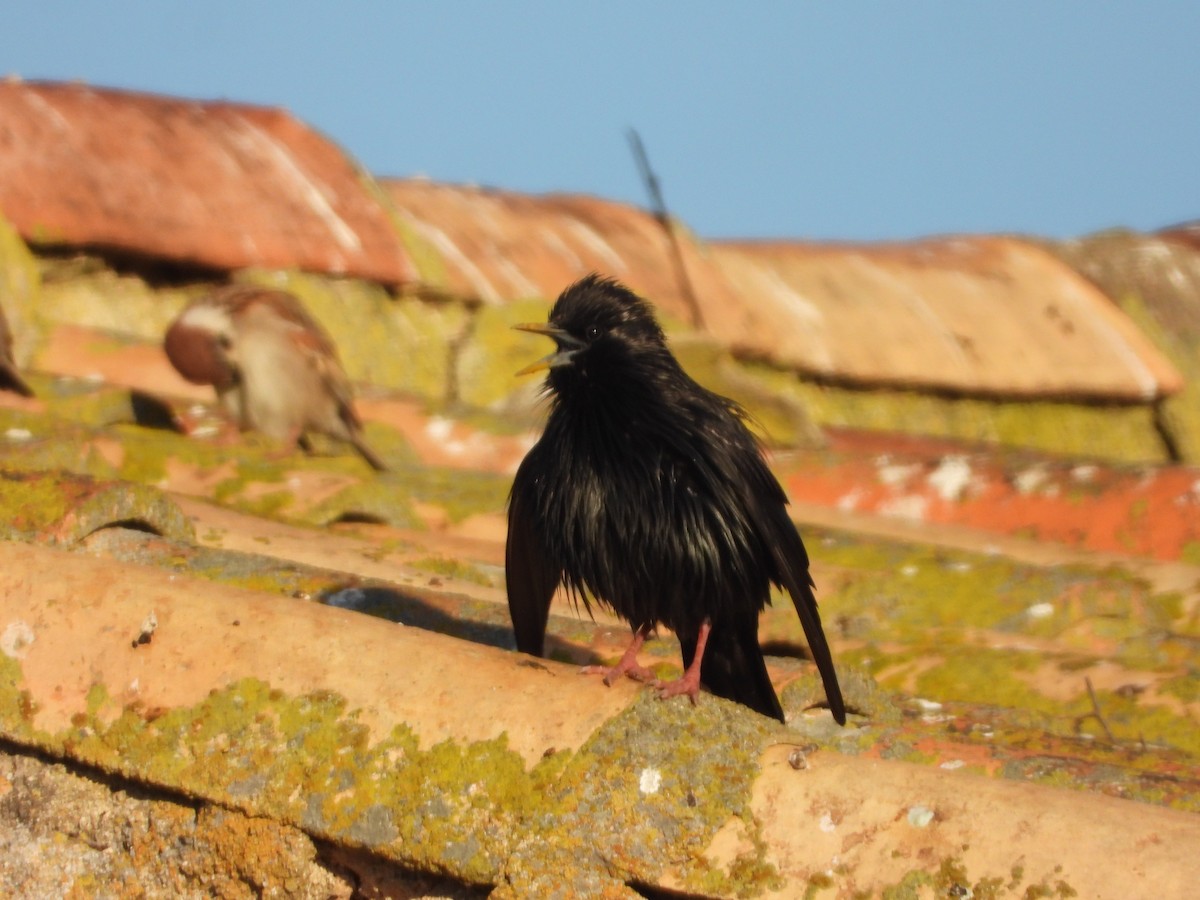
656, 618, 712, 705
581, 624, 658, 685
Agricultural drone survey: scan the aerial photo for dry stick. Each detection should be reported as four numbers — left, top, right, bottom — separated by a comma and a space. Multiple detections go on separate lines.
627, 128, 704, 330
1083, 676, 1116, 743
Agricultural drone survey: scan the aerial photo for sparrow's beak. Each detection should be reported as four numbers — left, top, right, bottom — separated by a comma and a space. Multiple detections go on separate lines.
513, 322, 585, 375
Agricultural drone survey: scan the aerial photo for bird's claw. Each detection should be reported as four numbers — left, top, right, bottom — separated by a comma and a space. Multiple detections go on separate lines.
653, 674, 702, 706
616, 665, 659, 685
580, 662, 658, 685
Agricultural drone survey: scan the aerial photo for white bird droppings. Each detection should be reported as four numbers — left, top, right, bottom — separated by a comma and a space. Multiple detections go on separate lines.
928, 455, 974, 502
1, 621, 36, 659
638, 767, 662, 795
907, 805, 935, 828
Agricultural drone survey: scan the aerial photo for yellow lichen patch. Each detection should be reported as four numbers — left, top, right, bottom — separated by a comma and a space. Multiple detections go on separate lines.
1, 647, 788, 897
456, 297, 554, 412
409, 556, 496, 588
794, 382, 1167, 464
0, 211, 44, 367
35, 252, 198, 341
1111, 291, 1200, 464
0, 469, 193, 545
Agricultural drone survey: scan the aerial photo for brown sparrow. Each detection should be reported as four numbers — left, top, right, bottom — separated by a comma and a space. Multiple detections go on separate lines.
0, 302, 33, 397
163, 284, 387, 471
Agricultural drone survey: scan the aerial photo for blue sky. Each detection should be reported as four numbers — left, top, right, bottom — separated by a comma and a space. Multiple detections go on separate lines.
3, 3, 1197, 241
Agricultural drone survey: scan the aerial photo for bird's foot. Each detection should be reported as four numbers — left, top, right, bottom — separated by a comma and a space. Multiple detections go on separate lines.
579, 659, 658, 686
654, 618, 710, 706
580, 626, 656, 685
654, 670, 702, 706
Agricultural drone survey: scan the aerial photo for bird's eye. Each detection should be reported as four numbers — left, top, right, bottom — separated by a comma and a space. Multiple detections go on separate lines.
585, 325, 602, 341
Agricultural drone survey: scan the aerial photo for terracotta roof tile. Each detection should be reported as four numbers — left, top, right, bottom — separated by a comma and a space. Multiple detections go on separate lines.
384, 178, 743, 322
711, 236, 1183, 401
0, 80, 416, 284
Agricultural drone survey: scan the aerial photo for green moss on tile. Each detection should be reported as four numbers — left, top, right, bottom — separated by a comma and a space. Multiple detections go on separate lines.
35, 252, 200, 340
792, 382, 1166, 464
876, 855, 1075, 900
811, 530, 1088, 636
0, 653, 40, 741
0, 468, 193, 544
157, 546, 338, 601
1158, 673, 1200, 705
455, 297, 553, 412
880, 867, 932, 900
1111, 291, 1200, 464
409, 556, 495, 587
807, 527, 1189, 667
911, 649, 1052, 714
792, 525, 1199, 761
517, 691, 783, 898
393, 463, 510, 525
42, 385, 147, 429
0, 468, 76, 535
390, 220, 452, 293
1084, 689, 1200, 757
358, 420, 422, 467
2, 400, 434, 532
0, 212, 44, 367
355, 172, 451, 290
304, 479, 422, 529
2, 660, 805, 895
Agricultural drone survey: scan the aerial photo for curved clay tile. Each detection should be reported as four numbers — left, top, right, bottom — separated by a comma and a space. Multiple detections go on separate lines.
0, 80, 416, 285
711, 236, 1183, 402
383, 178, 744, 325
384, 179, 1181, 402
1, 540, 1197, 896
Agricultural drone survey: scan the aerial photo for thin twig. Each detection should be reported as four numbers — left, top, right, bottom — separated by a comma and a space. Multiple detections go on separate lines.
627, 128, 704, 329
1083, 676, 1116, 742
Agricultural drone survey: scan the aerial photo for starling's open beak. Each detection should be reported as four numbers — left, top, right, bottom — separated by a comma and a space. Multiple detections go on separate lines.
513, 322, 585, 375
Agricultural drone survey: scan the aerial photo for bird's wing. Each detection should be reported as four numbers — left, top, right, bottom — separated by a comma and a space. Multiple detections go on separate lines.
231, 287, 361, 426
505, 463, 560, 656
285, 325, 359, 421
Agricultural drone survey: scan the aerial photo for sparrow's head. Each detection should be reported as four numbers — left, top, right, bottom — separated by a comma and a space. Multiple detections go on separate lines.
164, 299, 239, 389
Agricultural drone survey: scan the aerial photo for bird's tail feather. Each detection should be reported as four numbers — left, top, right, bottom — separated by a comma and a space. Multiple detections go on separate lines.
782, 575, 846, 725
352, 434, 388, 472
686, 623, 785, 722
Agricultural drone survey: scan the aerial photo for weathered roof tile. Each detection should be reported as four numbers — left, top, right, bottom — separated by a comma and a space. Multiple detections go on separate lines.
712, 236, 1183, 401
0, 81, 417, 284
383, 178, 743, 323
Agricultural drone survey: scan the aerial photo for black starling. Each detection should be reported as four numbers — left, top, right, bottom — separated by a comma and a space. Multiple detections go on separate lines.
506, 274, 845, 724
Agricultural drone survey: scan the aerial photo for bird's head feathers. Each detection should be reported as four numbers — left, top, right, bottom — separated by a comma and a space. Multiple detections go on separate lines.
513, 274, 668, 379
164, 300, 239, 389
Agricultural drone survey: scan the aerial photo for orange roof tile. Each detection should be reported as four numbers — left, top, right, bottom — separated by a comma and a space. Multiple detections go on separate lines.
0, 80, 416, 285
712, 236, 1183, 401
